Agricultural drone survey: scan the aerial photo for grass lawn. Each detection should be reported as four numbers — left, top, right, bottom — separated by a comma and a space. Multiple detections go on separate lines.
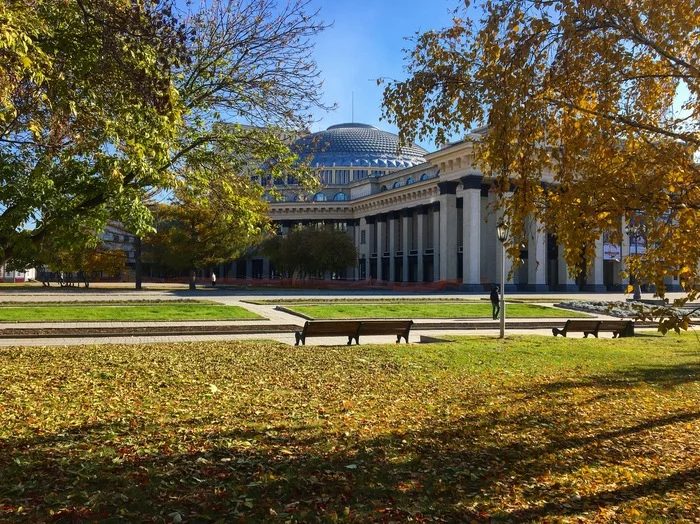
1, 335, 698, 522
285, 302, 588, 319
0, 304, 262, 322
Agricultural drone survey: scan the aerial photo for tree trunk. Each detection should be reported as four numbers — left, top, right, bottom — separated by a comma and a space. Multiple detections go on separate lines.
189, 269, 197, 290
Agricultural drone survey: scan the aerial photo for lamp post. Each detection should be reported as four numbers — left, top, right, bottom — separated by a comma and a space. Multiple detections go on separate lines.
497, 222, 509, 338
625, 224, 642, 301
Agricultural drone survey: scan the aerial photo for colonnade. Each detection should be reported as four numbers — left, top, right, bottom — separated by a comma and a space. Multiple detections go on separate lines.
227, 173, 687, 292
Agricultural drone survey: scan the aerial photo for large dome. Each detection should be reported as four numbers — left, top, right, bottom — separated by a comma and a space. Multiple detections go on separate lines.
294, 123, 428, 169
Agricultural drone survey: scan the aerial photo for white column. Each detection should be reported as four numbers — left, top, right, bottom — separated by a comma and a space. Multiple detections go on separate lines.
389, 214, 397, 282
620, 220, 630, 289
432, 204, 441, 282
557, 250, 577, 291
460, 176, 482, 291
376, 217, 384, 281
527, 218, 548, 291
402, 211, 409, 282
438, 182, 459, 281
585, 236, 606, 292
417, 208, 425, 282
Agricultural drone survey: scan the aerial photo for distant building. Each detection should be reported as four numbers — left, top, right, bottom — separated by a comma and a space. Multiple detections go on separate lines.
224, 122, 683, 292
0, 264, 35, 283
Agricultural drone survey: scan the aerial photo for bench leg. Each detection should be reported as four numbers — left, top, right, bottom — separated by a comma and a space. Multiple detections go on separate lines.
295, 332, 301, 346
347, 336, 353, 345
552, 328, 565, 337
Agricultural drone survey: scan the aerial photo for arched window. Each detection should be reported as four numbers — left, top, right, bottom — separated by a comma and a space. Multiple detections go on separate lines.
420, 173, 430, 181
380, 185, 388, 192
262, 194, 273, 202
333, 192, 348, 201
313, 192, 327, 202
392, 181, 401, 189
406, 177, 414, 185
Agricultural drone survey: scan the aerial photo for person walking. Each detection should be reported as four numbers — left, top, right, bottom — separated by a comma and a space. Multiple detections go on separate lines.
211, 271, 217, 287
490, 286, 500, 320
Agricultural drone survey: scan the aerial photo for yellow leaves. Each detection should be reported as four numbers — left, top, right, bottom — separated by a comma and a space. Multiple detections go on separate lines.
27, 119, 42, 140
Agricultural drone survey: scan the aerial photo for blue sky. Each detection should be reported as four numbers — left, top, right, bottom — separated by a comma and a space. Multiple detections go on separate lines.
174, 0, 472, 150
305, 0, 461, 149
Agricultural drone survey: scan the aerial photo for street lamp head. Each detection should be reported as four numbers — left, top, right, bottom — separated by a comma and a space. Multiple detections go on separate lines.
497, 222, 508, 243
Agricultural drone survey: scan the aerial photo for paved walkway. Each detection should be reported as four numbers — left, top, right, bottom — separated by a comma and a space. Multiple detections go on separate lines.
0, 286, 665, 347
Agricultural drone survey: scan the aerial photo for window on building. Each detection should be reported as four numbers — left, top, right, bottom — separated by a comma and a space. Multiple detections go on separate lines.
380, 185, 388, 192
406, 177, 415, 185
313, 192, 327, 201
333, 192, 348, 201
354, 169, 368, 180
371, 170, 386, 177
334, 222, 348, 232
361, 230, 366, 244
335, 170, 350, 184
420, 173, 430, 181
392, 181, 401, 189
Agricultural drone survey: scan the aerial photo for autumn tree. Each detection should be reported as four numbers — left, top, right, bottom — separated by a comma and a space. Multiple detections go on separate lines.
35, 240, 127, 288
0, 0, 186, 265
383, 0, 700, 329
260, 225, 358, 280
1, 0, 326, 273
143, 171, 269, 289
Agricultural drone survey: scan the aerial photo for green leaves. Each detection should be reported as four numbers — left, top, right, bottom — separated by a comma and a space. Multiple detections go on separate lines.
259, 224, 358, 279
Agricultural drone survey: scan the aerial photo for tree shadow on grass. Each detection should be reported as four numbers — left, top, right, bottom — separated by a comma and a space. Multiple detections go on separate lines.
1, 400, 698, 522
526, 361, 700, 393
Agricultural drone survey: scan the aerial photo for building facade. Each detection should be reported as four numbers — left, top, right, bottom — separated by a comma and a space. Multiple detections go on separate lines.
226, 122, 682, 292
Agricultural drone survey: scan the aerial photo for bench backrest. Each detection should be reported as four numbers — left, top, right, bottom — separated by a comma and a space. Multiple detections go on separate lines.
597, 320, 632, 329
302, 320, 361, 337
358, 320, 413, 336
564, 319, 602, 331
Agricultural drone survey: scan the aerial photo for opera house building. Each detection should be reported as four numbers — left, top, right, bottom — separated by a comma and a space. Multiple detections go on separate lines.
230, 122, 681, 292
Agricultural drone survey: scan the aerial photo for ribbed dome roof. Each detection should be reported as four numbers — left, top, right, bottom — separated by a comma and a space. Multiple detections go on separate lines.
294, 123, 428, 169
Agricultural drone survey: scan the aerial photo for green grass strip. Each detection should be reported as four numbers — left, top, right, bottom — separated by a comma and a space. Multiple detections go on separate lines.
0, 304, 262, 322
286, 302, 589, 319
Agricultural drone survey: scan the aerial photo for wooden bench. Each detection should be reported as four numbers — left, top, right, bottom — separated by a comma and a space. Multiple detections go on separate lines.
295, 320, 362, 346
356, 320, 413, 344
552, 319, 634, 338
597, 320, 635, 338
294, 319, 413, 346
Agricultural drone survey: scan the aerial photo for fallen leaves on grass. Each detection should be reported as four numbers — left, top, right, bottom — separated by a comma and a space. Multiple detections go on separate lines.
0, 336, 698, 522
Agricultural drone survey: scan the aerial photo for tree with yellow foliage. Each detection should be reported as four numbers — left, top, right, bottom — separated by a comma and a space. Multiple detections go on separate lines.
383, 0, 699, 330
